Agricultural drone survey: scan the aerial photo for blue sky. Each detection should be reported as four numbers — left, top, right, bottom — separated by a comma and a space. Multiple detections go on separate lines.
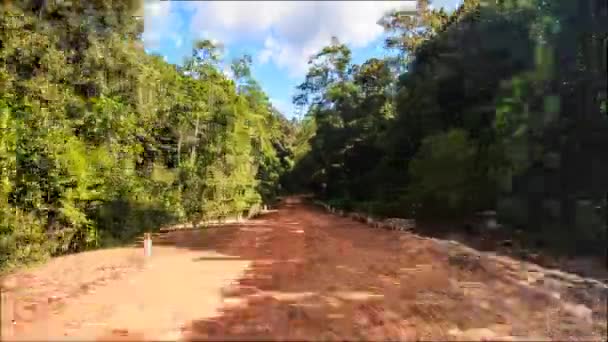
143, 0, 462, 119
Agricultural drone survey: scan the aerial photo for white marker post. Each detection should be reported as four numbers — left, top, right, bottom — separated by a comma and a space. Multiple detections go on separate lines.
144, 232, 152, 257
1, 281, 16, 339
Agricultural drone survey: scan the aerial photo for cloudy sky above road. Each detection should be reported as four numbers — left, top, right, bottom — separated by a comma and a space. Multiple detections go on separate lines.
143, 0, 462, 118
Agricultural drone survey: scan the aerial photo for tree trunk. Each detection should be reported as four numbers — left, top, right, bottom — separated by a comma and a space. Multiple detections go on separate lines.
177, 132, 182, 167
190, 114, 199, 165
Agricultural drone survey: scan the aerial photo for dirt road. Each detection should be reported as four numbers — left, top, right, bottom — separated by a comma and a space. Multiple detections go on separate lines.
1, 197, 606, 341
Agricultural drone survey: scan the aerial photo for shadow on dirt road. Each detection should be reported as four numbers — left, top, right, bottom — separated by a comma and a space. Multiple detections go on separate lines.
174, 199, 607, 341
2, 197, 606, 341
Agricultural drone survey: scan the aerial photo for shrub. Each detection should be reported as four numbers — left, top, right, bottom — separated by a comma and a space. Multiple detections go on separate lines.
408, 129, 501, 218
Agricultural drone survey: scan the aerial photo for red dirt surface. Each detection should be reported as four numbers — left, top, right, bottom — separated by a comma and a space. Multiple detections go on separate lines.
1, 196, 606, 341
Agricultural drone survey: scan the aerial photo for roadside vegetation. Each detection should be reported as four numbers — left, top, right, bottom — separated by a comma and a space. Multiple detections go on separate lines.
1, 0, 606, 272
284, 0, 607, 257
0, 0, 295, 272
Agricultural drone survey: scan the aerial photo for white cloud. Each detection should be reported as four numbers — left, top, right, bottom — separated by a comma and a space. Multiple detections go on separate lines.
143, 0, 176, 49
145, 0, 165, 17
258, 36, 277, 64
222, 65, 235, 80
185, 1, 417, 78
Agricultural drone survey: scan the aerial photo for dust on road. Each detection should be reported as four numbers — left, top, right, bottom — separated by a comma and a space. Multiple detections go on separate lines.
1, 196, 606, 341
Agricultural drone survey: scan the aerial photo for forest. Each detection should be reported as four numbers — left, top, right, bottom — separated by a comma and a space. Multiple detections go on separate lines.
284, 0, 607, 256
1, 0, 606, 272
0, 0, 295, 271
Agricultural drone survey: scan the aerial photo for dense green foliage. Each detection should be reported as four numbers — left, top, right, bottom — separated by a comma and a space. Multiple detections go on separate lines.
286, 0, 607, 255
1, 0, 605, 271
0, 0, 293, 271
